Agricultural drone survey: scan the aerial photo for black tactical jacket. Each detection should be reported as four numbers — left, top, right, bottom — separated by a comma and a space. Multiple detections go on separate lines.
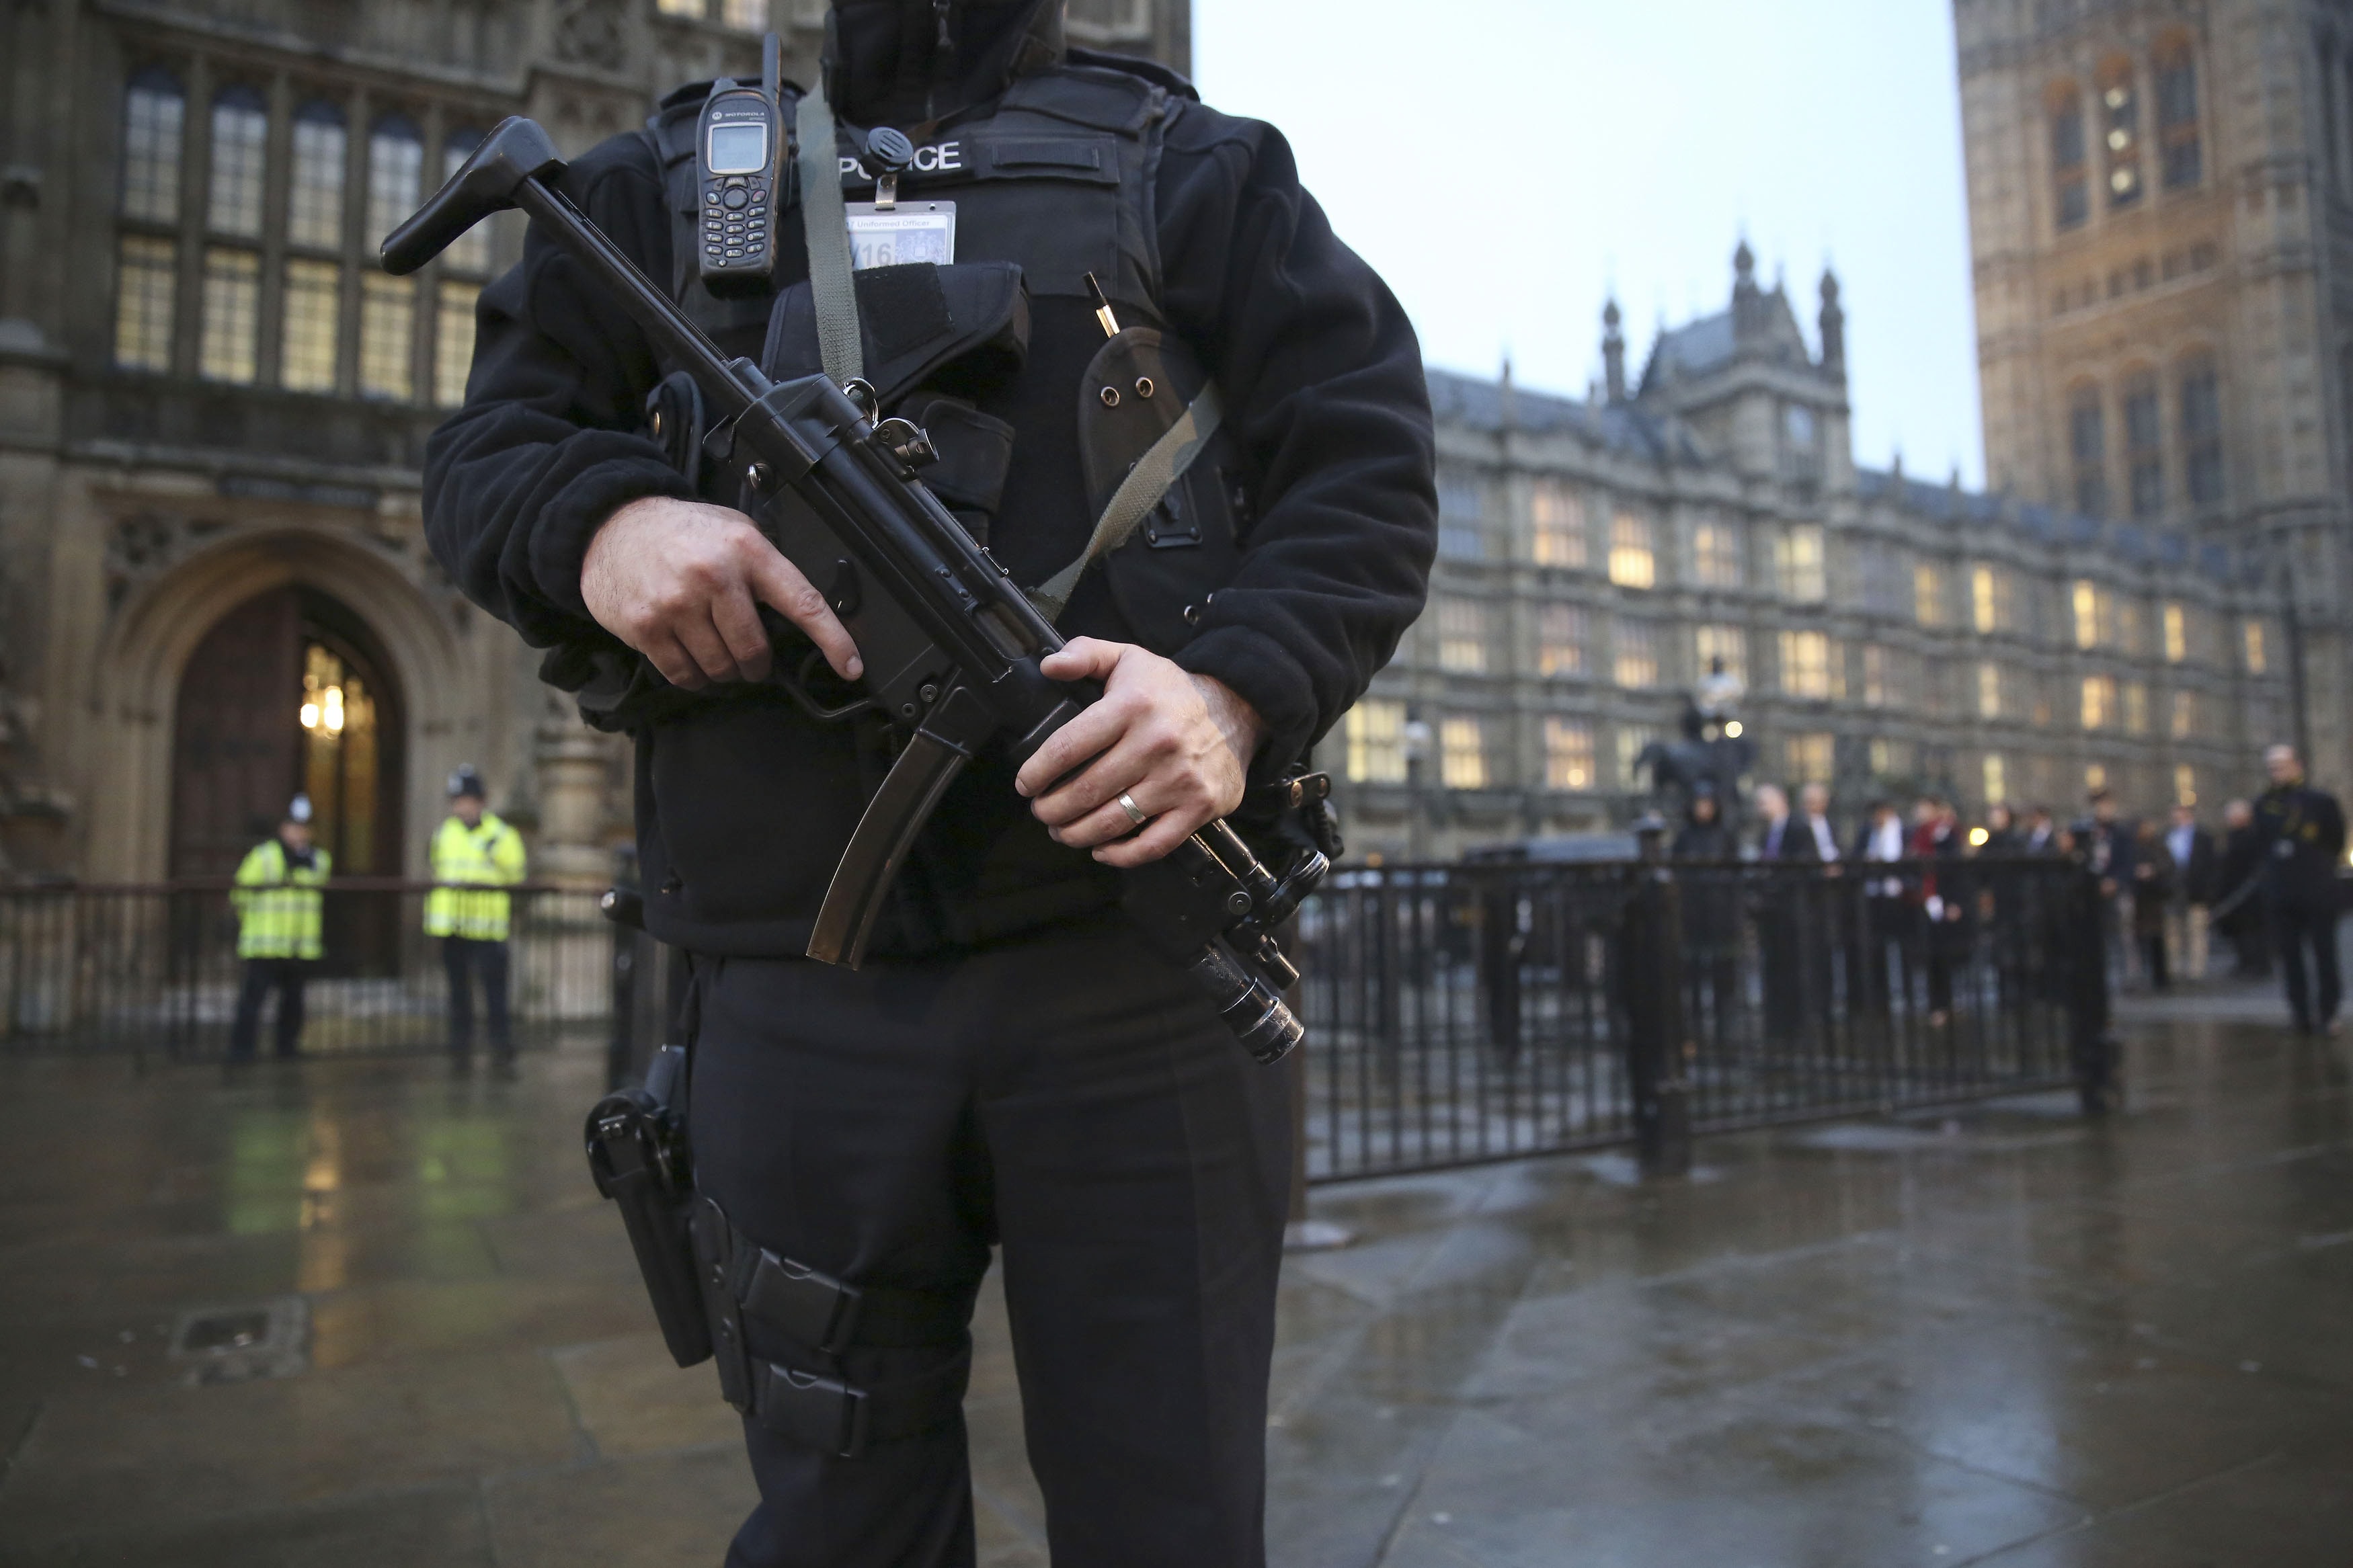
2254, 781, 2348, 911
422, 0, 1436, 956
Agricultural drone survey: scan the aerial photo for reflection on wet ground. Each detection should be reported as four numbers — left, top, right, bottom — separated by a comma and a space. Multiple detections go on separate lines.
0, 1007, 2347, 1565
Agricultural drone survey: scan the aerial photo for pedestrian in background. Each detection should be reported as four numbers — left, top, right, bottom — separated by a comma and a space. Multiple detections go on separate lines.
229, 794, 329, 1061
2023, 804, 2060, 856
1855, 799, 1908, 1018
2254, 745, 2347, 1035
428, 766, 527, 1072
1910, 796, 1966, 1024
2081, 788, 2136, 986
2212, 798, 2272, 978
1674, 786, 1741, 1040
2163, 802, 2217, 983
2132, 819, 2176, 991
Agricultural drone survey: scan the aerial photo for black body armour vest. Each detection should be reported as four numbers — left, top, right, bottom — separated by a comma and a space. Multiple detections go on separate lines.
602, 59, 1257, 960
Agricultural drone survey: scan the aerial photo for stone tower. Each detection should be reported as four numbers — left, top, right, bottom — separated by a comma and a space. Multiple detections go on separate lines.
1954, 0, 2353, 792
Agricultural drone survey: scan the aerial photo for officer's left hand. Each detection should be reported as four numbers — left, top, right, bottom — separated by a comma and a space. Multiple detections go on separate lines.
1016, 638, 1264, 869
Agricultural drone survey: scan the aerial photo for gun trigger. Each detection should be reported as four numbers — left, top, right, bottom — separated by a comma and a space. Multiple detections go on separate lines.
701, 413, 742, 466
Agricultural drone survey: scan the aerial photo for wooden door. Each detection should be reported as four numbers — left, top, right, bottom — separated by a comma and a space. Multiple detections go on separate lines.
169, 587, 304, 880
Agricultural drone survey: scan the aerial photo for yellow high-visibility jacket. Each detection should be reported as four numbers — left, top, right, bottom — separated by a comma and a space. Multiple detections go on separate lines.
231, 839, 332, 960
426, 813, 527, 941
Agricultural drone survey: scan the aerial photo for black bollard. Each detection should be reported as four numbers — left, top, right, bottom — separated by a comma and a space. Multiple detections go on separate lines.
1624, 815, 1695, 1175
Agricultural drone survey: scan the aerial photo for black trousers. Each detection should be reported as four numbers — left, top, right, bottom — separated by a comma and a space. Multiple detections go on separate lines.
687, 917, 1291, 1568
229, 958, 308, 1059
2274, 903, 2344, 1030
442, 937, 512, 1056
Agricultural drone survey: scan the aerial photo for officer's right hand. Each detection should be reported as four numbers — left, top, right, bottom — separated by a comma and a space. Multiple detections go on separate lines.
583, 497, 862, 690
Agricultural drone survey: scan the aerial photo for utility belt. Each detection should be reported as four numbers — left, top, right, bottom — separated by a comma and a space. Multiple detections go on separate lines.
584, 996, 970, 1457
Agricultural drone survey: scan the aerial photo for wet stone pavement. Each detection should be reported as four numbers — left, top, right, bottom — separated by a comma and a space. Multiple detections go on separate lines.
1, 1003, 2349, 1567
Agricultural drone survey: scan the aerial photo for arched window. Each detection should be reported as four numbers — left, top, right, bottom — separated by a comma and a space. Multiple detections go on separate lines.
207, 85, 268, 237
2123, 369, 2163, 519
2098, 58, 2143, 208
2155, 38, 2202, 190
440, 129, 493, 275
2179, 353, 2223, 506
120, 65, 185, 222
2049, 83, 2088, 230
288, 99, 348, 250
2069, 383, 2109, 518
366, 113, 423, 249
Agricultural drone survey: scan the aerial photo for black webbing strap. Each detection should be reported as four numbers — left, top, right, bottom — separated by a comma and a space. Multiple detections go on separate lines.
688, 1196, 970, 1456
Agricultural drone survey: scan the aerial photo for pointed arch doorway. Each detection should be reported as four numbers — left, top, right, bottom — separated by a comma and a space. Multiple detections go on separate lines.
170, 586, 407, 967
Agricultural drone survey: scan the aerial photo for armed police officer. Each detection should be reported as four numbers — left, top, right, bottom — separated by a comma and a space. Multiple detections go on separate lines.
228, 794, 329, 1062
422, 5, 1436, 1564
428, 766, 528, 1071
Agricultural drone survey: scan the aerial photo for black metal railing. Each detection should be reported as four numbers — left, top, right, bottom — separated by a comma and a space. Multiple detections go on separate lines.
0, 881, 613, 1059
1292, 851, 2108, 1182
3, 854, 2113, 1182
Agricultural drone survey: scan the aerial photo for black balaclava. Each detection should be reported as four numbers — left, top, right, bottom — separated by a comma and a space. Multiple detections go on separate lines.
828, 0, 1065, 129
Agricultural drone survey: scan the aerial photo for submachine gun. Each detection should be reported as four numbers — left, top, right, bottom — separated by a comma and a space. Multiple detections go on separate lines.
384, 118, 1325, 1063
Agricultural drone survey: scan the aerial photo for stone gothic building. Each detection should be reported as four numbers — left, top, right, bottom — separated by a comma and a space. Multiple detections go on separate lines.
1330, 247, 2292, 863
1955, 0, 2353, 807
0, 0, 1185, 883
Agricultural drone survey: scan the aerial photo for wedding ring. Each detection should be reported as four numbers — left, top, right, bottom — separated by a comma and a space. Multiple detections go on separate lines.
1117, 792, 1150, 828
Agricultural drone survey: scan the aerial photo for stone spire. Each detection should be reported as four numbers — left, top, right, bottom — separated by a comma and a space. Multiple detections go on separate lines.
1732, 239, 1764, 342
1601, 298, 1626, 403
1819, 265, 1847, 379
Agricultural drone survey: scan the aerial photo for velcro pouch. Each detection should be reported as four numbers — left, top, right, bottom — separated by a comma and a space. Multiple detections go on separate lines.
760, 259, 1031, 409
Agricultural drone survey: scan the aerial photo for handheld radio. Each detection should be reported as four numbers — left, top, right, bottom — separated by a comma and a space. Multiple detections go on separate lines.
696, 33, 785, 296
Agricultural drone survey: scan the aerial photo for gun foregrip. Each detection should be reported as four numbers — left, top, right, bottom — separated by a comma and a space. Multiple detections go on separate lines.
1188, 938, 1304, 1065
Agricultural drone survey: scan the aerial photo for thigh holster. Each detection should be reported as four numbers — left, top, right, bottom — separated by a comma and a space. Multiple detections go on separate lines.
689, 1196, 971, 1458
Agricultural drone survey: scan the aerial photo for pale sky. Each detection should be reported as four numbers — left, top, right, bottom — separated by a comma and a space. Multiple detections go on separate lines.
1189, 0, 1987, 487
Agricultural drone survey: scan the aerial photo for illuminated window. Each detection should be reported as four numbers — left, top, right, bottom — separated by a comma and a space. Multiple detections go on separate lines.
1691, 518, 1745, 588
2171, 690, 2197, 739
1775, 524, 1826, 602
655, 0, 702, 12
2115, 597, 2143, 657
1544, 720, 1595, 792
358, 272, 415, 400
1696, 624, 1747, 685
2050, 84, 2087, 229
207, 86, 268, 237
1437, 473, 1485, 561
2085, 763, 2108, 792
2124, 371, 2163, 520
1433, 597, 1488, 674
1914, 563, 1945, 627
288, 101, 347, 250
112, 235, 177, 371
720, 0, 766, 24
2174, 764, 2198, 808
2180, 355, 2223, 506
2081, 673, 2117, 730
1529, 479, 1587, 567
1439, 717, 1488, 790
1607, 510, 1656, 589
2100, 61, 2142, 208
280, 258, 340, 391
1343, 700, 1406, 784
1786, 732, 1835, 786
366, 115, 424, 252
2156, 40, 2202, 190
2070, 386, 2108, 518
2243, 618, 2267, 673
1537, 604, 1586, 677
435, 280, 479, 407
2073, 580, 2101, 649
198, 247, 260, 383
1983, 753, 2009, 808
2163, 602, 2187, 663
1861, 644, 1890, 708
441, 132, 493, 274
1613, 618, 1660, 688
1779, 630, 1833, 700
1977, 661, 2003, 720
1971, 564, 2003, 634
120, 67, 184, 222
2124, 681, 2149, 735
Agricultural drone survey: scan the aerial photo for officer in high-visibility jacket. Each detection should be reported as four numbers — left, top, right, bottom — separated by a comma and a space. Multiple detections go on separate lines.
229, 794, 331, 1061
428, 766, 527, 1067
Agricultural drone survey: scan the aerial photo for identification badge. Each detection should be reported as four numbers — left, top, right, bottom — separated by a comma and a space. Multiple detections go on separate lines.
844, 201, 956, 270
